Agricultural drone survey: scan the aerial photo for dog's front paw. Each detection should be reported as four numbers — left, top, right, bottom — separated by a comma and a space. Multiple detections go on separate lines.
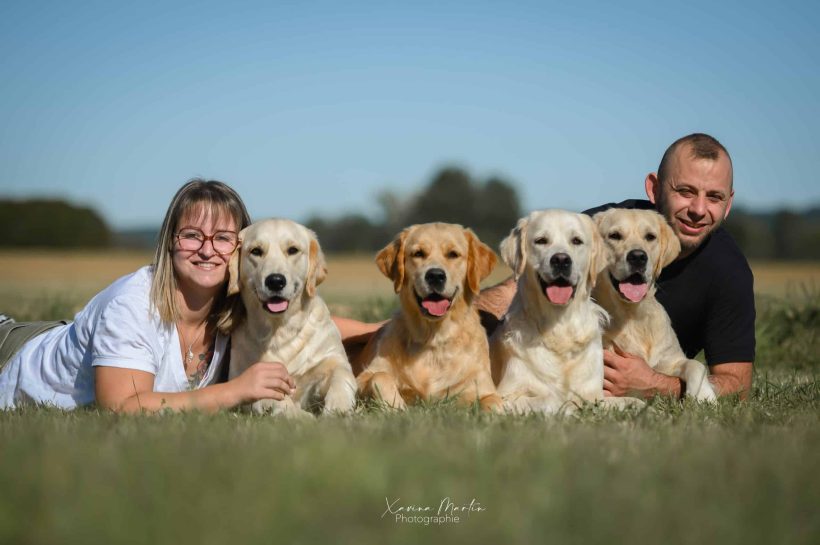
268, 397, 313, 419
691, 382, 718, 402
280, 407, 315, 420
322, 386, 356, 415
251, 399, 276, 414
375, 396, 407, 411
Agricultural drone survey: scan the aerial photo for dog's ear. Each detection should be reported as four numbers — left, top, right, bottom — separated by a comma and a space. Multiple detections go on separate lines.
226, 228, 246, 296
499, 216, 528, 279
592, 209, 616, 275
306, 231, 327, 297
465, 228, 497, 296
655, 213, 681, 279
582, 214, 608, 291
376, 228, 409, 293
216, 293, 246, 335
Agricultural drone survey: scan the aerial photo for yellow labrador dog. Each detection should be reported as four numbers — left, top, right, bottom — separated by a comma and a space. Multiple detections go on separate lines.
592, 208, 716, 400
225, 218, 357, 416
356, 223, 502, 411
490, 209, 636, 413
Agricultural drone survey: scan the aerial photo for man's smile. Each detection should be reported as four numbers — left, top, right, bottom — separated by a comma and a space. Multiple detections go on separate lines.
675, 217, 708, 235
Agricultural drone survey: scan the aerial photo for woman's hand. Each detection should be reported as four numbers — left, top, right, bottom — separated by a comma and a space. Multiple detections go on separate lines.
228, 362, 296, 406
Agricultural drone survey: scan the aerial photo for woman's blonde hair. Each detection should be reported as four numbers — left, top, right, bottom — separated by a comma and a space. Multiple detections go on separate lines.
150, 179, 251, 324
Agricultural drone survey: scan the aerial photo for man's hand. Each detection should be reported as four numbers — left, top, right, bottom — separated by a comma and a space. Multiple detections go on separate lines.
603, 345, 681, 399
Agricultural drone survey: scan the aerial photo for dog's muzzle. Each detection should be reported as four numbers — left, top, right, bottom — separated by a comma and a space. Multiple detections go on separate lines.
609, 270, 649, 303
424, 268, 447, 292
626, 249, 648, 273
261, 273, 290, 314
538, 253, 576, 305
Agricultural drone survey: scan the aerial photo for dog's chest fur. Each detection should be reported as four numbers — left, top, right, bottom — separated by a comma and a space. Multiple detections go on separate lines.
498, 296, 605, 400
596, 286, 678, 370
389, 311, 489, 398
230, 298, 344, 378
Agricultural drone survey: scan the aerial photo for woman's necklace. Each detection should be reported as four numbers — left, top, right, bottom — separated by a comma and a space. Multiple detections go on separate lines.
179, 320, 207, 368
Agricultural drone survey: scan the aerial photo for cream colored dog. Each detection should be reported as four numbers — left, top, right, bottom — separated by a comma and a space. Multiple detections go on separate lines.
225, 218, 357, 416
592, 208, 716, 401
356, 223, 502, 411
490, 209, 637, 413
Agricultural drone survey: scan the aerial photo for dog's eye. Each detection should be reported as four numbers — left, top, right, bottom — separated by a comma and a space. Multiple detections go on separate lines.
608, 232, 622, 241
412, 249, 426, 258
249, 247, 263, 257
645, 233, 657, 242
446, 250, 460, 259
534, 237, 548, 245
287, 246, 299, 255
571, 237, 583, 246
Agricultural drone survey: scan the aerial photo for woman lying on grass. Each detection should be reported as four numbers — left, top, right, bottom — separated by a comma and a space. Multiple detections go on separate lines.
0, 179, 295, 412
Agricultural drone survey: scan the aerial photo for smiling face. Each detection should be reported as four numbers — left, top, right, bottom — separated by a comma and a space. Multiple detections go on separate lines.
171, 206, 237, 296
227, 219, 326, 317
501, 209, 603, 307
405, 224, 470, 318
647, 144, 734, 258
594, 208, 680, 304
376, 223, 496, 320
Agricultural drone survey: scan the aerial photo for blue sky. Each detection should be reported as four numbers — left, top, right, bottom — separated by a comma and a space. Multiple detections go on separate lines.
1, 0, 818, 229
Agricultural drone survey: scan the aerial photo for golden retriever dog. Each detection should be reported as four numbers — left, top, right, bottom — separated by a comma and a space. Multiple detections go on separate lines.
592, 208, 716, 401
490, 209, 638, 413
356, 223, 502, 411
225, 219, 357, 416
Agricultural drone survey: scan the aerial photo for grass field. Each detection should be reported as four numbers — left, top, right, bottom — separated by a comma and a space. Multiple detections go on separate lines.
0, 251, 818, 544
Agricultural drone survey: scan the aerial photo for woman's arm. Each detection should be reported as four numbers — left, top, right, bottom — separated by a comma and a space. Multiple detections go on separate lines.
95, 362, 295, 413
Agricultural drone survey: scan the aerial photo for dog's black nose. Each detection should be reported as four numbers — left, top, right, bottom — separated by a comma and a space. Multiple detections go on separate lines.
265, 273, 287, 292
627, 250, 648, 271
550, 253, 572, 275
425, 268, 447, 291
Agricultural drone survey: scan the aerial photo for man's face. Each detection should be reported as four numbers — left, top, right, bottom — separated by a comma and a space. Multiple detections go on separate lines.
646, 145, 734, 258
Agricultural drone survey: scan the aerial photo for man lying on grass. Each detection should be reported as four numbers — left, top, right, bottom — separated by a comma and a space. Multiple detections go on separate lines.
340, 133, 755, 401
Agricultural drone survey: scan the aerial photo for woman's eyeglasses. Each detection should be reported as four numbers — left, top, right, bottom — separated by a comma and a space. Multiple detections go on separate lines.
175, 228, 238, 255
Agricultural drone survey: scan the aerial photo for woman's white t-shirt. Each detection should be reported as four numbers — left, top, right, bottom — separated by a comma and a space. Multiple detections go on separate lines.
0, 266, 228, 409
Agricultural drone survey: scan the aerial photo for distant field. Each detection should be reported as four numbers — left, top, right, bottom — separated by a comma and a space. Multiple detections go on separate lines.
0, 250, 817, 320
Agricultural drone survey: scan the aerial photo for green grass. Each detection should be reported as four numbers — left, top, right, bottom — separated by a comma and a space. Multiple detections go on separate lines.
0, 373, 817, 545
755, 287, 820, 371
1, 290, 818, 544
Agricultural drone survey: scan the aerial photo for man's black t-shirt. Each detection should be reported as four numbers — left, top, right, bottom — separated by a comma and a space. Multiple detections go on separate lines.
584, 199, 756, 365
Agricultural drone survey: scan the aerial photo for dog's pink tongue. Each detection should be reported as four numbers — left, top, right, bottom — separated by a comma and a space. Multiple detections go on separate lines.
266, 300, 289, 313
546, 285, 573, 305
422, 298, 451, 316
619, 282, 648, 302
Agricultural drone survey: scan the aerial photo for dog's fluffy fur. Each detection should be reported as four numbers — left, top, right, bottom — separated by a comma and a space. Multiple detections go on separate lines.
356, 223, 502, 410
490, 209, 632, 413
225, 218, 357, 416
592, 208, 716, 400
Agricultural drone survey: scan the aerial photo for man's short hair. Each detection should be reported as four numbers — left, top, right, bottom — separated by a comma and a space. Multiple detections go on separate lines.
657, 133, 732, 185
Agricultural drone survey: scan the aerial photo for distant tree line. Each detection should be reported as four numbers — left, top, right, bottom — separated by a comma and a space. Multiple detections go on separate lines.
306, 166, 522, 253
0, 199, 111, 248
724, 207, 820, 260
2, 180, 820, 261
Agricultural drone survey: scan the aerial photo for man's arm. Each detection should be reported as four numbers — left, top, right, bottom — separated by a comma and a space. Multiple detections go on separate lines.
603, 348, 752, 400
708, 361, 753, 399
476, 276, 517, 319
603, 347, 682, 399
